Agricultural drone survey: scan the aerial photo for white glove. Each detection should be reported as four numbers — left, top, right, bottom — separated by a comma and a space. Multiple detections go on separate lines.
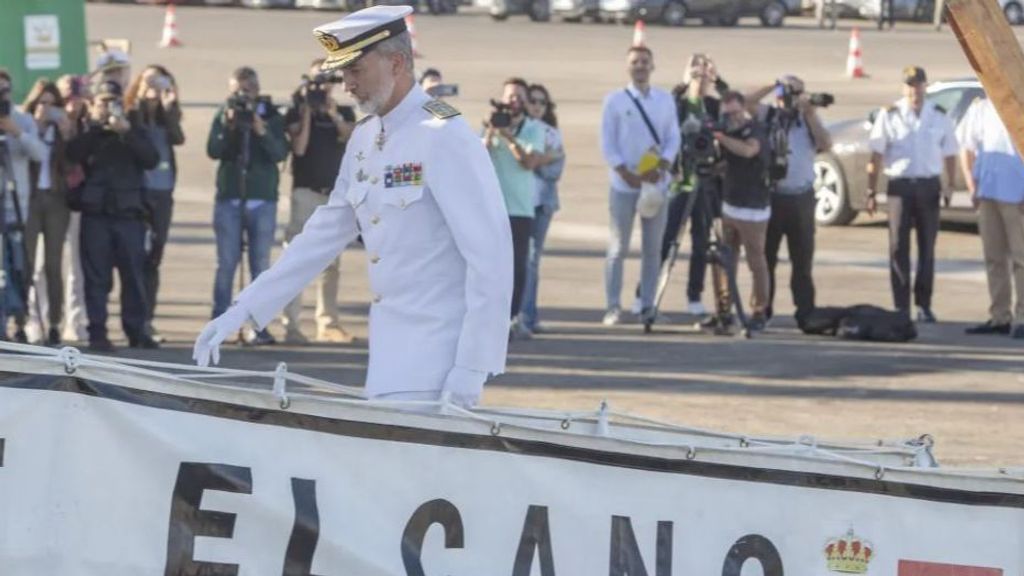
441, 367, 488, 407
192, 305, 251, 367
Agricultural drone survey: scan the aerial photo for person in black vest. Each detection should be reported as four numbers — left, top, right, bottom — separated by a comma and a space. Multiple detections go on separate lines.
66, 81, 159, 352
281, 58, 356, 344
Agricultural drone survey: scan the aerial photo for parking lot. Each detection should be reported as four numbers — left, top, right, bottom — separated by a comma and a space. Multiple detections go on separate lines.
77, 3, 1024, 468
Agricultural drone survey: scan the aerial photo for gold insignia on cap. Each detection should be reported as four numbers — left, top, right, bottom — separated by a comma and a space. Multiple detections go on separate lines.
423, 100, 461, 120
316, 30, 342, 52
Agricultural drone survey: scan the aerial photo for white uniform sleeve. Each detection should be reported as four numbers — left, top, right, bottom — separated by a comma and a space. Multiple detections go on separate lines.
427, 119, 513, 391
235, 153, 360, 328
868, 109, 889, 156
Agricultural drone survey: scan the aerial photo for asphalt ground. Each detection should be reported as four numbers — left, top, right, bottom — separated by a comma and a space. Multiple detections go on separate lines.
72, 4, 1024, 467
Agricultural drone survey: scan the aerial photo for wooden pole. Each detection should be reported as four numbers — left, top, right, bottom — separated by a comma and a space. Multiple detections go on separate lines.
946, 0, 1024, 158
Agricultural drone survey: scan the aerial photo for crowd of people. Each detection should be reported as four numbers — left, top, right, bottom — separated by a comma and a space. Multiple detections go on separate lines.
1, 37, 1022, 354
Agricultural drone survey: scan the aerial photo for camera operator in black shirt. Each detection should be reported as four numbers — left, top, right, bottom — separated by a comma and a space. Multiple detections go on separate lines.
280, 58, 356, 344
66, 80, 160, 352
709, 91, 771, 332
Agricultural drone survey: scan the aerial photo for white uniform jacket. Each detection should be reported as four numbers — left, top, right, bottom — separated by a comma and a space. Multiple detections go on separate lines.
235, 86, 513, 399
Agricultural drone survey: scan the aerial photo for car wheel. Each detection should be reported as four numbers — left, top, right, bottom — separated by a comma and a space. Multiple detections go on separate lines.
661, 0, 686, 26
760, 0, 786, 26
528, 0, 551, 21
814, 154, 857, 226
1006, 1, 1024, 25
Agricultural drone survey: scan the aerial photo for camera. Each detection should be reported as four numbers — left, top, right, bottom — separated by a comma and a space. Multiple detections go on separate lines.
227, 90, 263, 125
681, 116, 723, 177
293, 72, 342, 110
426, 84, 459, 99
489, 99, 513, 129
774, 81, 834, 110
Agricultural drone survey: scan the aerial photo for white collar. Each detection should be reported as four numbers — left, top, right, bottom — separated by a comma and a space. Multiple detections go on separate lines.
379, 84, 430, 135
627, 83, 653, 99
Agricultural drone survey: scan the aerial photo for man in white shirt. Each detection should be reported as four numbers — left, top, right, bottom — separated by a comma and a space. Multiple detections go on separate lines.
193, 7, 513, 407
866, 66, 958, 323
958, 96, 1024, 340
600, 46, 681, 326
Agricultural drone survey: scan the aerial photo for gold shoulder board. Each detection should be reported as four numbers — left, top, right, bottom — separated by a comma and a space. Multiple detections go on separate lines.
423, 100, 461, 120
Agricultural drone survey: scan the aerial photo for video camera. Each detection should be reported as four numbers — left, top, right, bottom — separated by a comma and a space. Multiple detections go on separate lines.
293, 72, 343, 109
681, 116, 725, 178
489, 99, 513, 129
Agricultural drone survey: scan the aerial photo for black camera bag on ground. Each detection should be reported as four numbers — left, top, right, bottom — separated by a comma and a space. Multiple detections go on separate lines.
801, 305, 917, 343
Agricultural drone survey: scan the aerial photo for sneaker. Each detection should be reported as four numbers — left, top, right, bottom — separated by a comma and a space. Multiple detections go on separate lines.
1013, 325, 1024, 340
510, 318, 533, 341
602, 308, 623, 326
316, 326, 355, 344
630, 296, 643, 315
699, 314, 734, 330
88, 338, 116, 353
251, 329, 277, 346
965, 320, 1011, 335
687, 300, 706, 316
527, 321, 547, 334
145, 324, 167, 344
129, 336, 160, 350
916, 307, 937, 324
46, 328, 61, 346
285, 329, 310, 344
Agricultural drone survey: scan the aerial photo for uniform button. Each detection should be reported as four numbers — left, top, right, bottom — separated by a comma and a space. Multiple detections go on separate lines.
373, 294, 382, 303
370, 254, 380, 264
371, 215, 380, 225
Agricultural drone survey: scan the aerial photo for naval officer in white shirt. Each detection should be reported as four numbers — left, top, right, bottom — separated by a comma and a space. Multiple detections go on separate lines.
192, 6, 513, 407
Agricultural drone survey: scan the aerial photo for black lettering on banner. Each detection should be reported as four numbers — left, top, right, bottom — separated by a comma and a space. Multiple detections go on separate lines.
401, 499, 465, 576
512, 505, 557, 576
164, 462, 254, 576
283, 478, 326, 576
609, 516, 673, 576
721, 534, 784, 576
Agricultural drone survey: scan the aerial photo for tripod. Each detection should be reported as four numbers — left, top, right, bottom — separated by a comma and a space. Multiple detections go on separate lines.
234, 117, 252, 345
645, 177, 751, 338
0, 135, 44, 341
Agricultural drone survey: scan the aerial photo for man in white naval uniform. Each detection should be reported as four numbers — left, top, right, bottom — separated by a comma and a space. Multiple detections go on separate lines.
192, 6, 513, 407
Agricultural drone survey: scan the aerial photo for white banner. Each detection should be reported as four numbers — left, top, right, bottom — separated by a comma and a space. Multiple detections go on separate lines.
0, 371, 1022, 576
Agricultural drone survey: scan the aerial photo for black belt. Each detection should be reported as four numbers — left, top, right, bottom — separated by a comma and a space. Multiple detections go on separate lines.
890, 176, 940, 185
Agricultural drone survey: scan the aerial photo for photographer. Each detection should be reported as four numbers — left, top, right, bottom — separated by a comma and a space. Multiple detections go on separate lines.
281, 59, 356, 344
206, 66, 288, 346
746, 75, 832, 327
483, 77, 546, 340
663, 53, 728, 317
65, 81, 160, 352
710, 91, 770, 332
126, 65, 186, 343
23, 79, 74, 346
0, 69, 47, 342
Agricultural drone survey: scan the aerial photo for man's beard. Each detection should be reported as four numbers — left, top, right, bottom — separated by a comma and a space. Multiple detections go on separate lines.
356, 72, 396, 116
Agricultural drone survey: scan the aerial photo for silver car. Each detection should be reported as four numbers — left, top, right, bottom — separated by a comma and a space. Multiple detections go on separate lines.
849, 0, 1023, 24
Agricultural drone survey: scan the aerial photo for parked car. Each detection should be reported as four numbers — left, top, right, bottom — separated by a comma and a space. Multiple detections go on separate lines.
599, 0, 789, 27
814, 78, 984, 227
552, 0, 600, 21
240, 0, 295, 7
844, 0, 1022, 25
490, 0, 551, 20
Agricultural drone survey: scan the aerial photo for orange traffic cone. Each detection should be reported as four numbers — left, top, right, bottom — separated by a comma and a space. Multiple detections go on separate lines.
632, 20, 646, 47
159, 3, 183, 48
846, 27, 865, 78
405, 15, 422, 59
